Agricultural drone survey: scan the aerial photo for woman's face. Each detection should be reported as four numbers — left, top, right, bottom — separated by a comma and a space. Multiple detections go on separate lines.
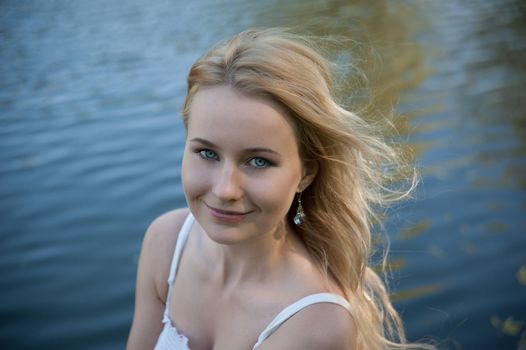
182, 85, 313, 245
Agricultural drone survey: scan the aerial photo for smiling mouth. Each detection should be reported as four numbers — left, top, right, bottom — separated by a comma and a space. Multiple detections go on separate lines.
204, 203, 252, 220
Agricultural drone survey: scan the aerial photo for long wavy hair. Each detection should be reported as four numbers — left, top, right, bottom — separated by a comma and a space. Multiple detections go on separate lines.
181, 28, 431, 350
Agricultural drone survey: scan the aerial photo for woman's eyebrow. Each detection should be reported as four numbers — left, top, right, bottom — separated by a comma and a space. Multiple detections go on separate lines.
190, 138, 280, 156
244, 147, 280, 156
190, 137, 216, 148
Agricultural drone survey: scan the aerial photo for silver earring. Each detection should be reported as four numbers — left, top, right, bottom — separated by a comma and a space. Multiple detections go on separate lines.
293, 192, 306, 225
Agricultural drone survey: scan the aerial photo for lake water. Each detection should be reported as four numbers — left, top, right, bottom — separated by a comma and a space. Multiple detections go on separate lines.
1, 0, 525, 349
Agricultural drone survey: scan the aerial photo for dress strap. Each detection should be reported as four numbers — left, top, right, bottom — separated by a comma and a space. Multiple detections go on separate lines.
252, 293, 352, 349
162, 213, 194, 323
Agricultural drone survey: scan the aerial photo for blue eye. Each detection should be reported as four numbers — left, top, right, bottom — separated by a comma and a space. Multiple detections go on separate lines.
199, 149, 218, 160
249, 157, 270, 168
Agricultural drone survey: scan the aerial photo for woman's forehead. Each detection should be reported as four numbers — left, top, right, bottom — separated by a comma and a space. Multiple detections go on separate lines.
187, 86, 300, 153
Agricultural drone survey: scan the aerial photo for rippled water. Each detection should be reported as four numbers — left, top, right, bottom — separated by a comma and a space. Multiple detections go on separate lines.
1, 1, 525, 349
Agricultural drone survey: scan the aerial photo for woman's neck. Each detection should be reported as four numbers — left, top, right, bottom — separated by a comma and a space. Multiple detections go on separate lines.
202, 220, 301, 290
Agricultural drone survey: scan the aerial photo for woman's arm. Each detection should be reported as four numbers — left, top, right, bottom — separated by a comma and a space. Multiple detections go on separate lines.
127, 209, 189, 350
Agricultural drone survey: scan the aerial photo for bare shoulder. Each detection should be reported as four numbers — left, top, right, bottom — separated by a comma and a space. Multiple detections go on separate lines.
260, 302, 356, 350
141, 208, 190, 298
127, 208, 190, 350
144, 208, 190, 244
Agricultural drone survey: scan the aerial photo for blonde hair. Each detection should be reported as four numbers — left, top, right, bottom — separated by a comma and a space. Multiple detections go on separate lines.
182, 28, 431, 350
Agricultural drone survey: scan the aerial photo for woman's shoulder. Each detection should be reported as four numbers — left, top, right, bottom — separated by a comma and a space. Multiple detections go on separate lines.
261, 300, 356, 350
295, 301, 355, 349
141, 208, 190, 256
143, 208, 190, 244
139, 208, 191, 299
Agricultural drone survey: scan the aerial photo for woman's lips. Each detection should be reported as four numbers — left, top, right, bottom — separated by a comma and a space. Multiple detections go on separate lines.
205, 203, 251, 222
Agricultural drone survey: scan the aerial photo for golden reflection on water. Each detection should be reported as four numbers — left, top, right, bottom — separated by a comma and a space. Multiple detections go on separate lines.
491, 316, 524, 337
391, 283, 441, 303
517, 265, 526, 286
259, 0, 428, 124
401, 219, 432, 240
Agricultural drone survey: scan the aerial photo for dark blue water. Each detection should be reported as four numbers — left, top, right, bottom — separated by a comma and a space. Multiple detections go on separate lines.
1, 1, 525, 349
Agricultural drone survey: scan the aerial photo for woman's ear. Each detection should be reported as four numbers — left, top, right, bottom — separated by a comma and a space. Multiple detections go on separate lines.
298, 160, 319, 192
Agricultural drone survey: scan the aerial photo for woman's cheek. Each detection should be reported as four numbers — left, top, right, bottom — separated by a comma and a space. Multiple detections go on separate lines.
250, 174, 297, 214
182, 155, 209, 199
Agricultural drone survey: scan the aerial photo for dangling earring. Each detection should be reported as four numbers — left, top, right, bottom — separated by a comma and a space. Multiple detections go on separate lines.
293, 192, 306, 225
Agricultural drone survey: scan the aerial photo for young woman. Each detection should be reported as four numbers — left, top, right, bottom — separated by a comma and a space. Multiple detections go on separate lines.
127, 28, 431, 350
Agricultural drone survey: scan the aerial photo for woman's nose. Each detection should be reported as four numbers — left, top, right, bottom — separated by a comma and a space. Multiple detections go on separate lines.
212, 162, 243, 201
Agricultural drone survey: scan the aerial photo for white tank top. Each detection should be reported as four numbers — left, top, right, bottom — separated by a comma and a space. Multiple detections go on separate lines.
154, 213, 352, 350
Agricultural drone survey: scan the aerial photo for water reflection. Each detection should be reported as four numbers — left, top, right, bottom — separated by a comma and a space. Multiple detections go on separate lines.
259, 0, 428, 124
